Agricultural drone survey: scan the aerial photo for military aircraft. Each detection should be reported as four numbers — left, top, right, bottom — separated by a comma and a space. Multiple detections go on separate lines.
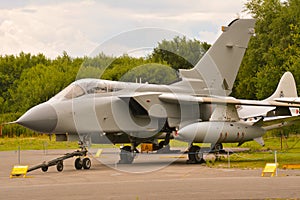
175, 71, 300, 163
16, 19, 258, 165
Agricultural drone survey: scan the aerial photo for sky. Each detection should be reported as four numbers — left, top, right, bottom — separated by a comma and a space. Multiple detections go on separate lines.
0, 0, 250, 58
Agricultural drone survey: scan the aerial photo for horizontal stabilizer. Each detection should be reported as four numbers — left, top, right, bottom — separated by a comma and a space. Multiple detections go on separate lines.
273, 97, 300, 104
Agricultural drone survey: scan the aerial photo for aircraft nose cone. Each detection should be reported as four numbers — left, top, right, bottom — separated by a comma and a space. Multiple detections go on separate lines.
17, 103, 57, 133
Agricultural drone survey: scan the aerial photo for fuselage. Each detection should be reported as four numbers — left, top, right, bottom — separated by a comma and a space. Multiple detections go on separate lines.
17, 77, 298, 146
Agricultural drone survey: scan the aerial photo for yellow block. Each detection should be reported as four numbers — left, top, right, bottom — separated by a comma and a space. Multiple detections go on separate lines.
261, 163, 278, 177
10, 165, 28, 178
95, 149, 103, 158
141, 143, 153, 153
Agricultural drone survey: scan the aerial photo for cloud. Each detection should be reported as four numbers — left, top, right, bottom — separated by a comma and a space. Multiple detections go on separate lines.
0, 1, 99, 57
0, 0, 248, 58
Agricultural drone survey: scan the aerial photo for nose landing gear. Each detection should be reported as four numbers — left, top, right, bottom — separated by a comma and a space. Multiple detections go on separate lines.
75, 157, 91, 170
27, 142, 91, 173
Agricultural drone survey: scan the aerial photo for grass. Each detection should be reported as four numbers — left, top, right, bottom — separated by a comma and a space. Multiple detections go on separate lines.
0, 135, 78, 151
1, 134, 299, 169
167, 135, 300, 169
209, 135, 300, 169
214, 151, 300, 169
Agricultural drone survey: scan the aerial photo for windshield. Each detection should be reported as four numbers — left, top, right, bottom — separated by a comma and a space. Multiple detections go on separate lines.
64, 85, 85, 99
50, 84, 85, 101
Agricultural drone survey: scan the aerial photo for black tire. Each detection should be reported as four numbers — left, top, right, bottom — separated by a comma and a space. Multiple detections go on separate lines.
74, 158, 83, 170
82, 158, 91, 170
56, 161, 64, 172
122, 146, 131, 152
41, 165, 48, 172
119, 146, 134, 164
211, 143, 223, 152
195, 149, 204, 163
188, 145, 204, 164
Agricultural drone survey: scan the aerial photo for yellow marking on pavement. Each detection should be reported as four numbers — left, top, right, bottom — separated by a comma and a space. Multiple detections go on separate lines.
159, 155, 186, 159
95, 149, 103, 158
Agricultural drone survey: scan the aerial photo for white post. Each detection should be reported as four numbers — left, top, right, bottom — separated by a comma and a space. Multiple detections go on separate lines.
18, 146, 20, 164
274, 150, 278, 176
228, 150, 230, 168
43, 142, 48, 155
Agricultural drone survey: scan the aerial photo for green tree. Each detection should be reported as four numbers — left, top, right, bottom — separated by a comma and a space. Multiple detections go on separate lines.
77, 53, 115, 79
101, 55, 151, 81
120, 63, 177, 84
8, 52, 82, 112
151, 36, 210, 71
0, 53, 51, 112
286, 24, 300, 90
233, 0, 300, 99
9, 64, 64, 112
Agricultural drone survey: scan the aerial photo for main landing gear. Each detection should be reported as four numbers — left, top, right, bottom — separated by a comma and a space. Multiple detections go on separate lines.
27, 142, 91, 173
187, 145, 205, 164
187, 143, 224, 164
118, 135, 172, 164
119, 145, 138, 164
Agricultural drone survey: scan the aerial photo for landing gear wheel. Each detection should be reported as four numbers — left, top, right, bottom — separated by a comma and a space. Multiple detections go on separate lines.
119, 146, 134, 164
41, 165, 48, 172
56, 161, 64, 172
211, 143, 223, 152
82, 158, 91, 169
75, 158, 83, 170
188, 145, 204, 164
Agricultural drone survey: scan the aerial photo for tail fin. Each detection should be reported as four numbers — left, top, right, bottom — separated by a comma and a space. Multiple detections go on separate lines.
264, 71, 298, 117
174, 19, 256, 96
265, 71, 298, 100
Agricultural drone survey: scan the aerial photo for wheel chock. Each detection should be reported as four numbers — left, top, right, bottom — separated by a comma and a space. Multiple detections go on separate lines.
261, 163, 278, 177
10, 165, 28, 178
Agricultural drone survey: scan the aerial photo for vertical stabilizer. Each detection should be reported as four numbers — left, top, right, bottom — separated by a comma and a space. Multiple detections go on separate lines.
239, 72, 299, 118
175, 19, 256, 96
265, 71, 298, 100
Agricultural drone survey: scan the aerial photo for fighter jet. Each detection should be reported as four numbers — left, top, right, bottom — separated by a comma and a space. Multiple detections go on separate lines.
16, 19, 257, 165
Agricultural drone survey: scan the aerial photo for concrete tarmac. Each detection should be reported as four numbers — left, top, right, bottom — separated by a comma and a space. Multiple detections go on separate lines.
1, 149, 300, 200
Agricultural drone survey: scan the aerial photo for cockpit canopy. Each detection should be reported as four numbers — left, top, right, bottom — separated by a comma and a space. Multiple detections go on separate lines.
50, 79, 123, 101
